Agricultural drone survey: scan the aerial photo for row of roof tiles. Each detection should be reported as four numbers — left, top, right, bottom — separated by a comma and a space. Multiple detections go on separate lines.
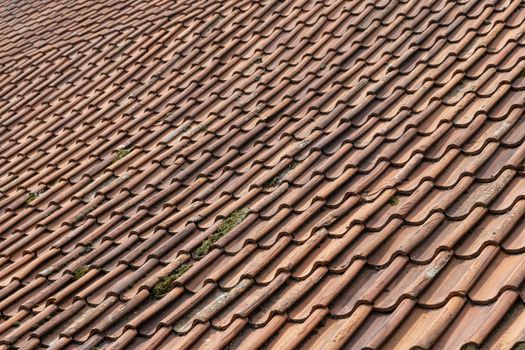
1, 0, 525, 349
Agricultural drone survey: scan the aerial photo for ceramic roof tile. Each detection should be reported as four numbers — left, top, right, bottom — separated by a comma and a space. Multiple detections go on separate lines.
1, 0, 525, 349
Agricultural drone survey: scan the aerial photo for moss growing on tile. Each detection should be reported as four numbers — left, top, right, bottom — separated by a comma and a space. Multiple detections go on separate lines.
72, 265, 90, 280
462, 345, 479, 350
521, 68, 525, 77
388, 196, 399, 206
26, 192, 39, 204
194, 208, 250, 257
71, 213, 86, 225
151, 264, 192, 298
264, 162, 296, 188
199, 123, 209, 132
113, 148, 131, 163
264, 176, 280, 188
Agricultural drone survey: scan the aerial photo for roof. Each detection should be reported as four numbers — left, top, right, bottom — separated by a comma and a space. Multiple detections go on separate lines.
0, 0, 525, 349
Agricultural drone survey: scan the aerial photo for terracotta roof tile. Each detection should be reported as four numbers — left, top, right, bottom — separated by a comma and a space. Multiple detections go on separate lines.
1, 0, 525, 348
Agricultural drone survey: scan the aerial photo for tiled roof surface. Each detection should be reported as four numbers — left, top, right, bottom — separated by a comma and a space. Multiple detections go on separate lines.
0, 0, 525, 349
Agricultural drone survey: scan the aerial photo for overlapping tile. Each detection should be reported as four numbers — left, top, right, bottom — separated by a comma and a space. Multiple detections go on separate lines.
1, 0, 525, 349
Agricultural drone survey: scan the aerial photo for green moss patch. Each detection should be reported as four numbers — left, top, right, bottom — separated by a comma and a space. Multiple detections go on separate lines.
462, 345, 479, 350
194, 208, 250, 257
264, 162, 296, 188
521, 68, 525, 77
264, 176, 280, 188
48, 178, 59, 187
26, 192, 39, 204
151, 264, 192, 298
113, 148, 131, 163
72, 265, 90, 280
388, 196, 400, 206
